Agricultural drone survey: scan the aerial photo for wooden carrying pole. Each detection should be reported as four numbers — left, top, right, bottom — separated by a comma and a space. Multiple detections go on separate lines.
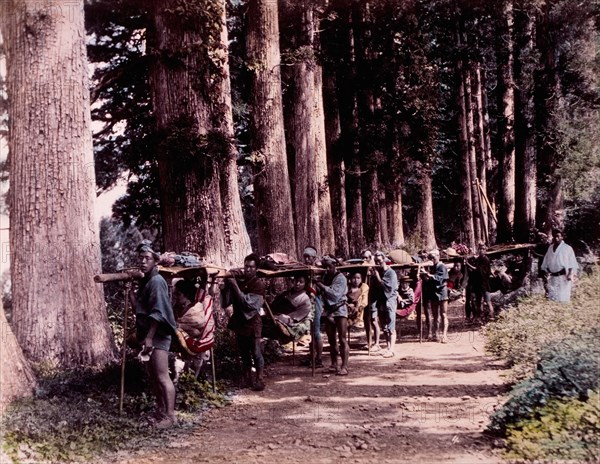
93, 270, 143, 414
119, 282, 131, 414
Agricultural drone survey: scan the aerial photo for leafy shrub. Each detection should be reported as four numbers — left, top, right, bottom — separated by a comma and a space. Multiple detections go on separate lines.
488, 327, 600, 434
503, 391, 600, 463
486, 268, 600, 379
1, 362, 228, 463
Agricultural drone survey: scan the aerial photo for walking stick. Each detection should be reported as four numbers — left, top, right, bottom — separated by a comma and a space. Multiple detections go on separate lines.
119, 281, 132, 414
310, 269, 316, 378
418, 265, 423, 343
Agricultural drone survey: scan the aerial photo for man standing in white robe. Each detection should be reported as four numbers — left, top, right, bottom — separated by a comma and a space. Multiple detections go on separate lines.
541, 229, 579, 302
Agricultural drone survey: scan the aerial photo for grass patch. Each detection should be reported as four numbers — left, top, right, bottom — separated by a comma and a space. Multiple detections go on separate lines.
1, 361, 230, 463
486, 268, 600, 380
504, 392, 600, 463
484, 268, 600, 462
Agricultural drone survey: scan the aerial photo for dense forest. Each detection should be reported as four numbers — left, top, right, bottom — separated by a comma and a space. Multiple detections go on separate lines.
0, 0, 599, 379
83, 0, 600, 264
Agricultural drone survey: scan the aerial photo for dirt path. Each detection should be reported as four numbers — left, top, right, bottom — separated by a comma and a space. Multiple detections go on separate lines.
117, 302, 509, 464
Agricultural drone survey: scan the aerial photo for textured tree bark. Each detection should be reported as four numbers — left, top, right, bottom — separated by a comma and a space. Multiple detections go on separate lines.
457, 39, 476, 250
0, 300, 36, 417
514, 1, 537, 242
495, 0, 516, 242
378, 190, 389, 247
463, 64, 483, 243
336, 4, 364, 257
472, 62, 490, 242
354, 3, 381, 248
3, 0, 115, 366
414, 165, 437, 251
534, 0, 564, 232
217, 4, 253, 264
281, 1, 320, 257
150, 0, 250, 268
313, 64, 336, 255
247, 0, 297, 256
386, 186, 405, 248
480, 69, 497, 243
322, 63, 350, 258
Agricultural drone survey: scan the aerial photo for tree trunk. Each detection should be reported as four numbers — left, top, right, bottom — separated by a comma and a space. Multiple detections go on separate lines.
0, 300, 36, 418
353, 3, 381, 248
336, 4, 364, 257
480, 68, 497, 243
3, 0, 115, 367
217, 5, 253, 265
150, 0, 250, 267
281, 1, 320, 257
314, 64, 336, 255
322, 63, 350, 258
463, 63, 483, 243
379, 190, 389, 247
414, 164, 437, 251
386, 186, 404, 248
534, 0, 564, 232
247, 0, 297, 256
472, 62, 490, 243
495, 0, 516, 242
513, 1, 537, 242
456, 43, 476, 250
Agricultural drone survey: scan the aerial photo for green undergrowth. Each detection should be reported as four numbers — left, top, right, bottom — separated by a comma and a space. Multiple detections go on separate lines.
485, 268, 600, 462
504, 392, 600, 463
486, 268, 600, 380
1, 361, 230, 463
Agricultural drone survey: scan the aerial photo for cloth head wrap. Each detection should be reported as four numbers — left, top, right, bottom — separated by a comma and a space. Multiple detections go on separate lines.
303, 246, 317, 258
426, 249, 439, 260
137, 240, 160, 259
321, 255, 337, 266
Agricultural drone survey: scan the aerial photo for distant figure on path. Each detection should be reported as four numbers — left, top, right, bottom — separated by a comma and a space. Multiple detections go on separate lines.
316, 256, 349, 375
370, 251, 398, 357
362, 250, 381, 352
421, 250, 449, 343
541, 229, 578, 302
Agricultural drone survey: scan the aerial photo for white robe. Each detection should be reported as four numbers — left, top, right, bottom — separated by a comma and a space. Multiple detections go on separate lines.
541, 241, 578, 302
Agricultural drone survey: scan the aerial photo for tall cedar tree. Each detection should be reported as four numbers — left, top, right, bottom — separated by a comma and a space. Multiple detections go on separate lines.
149, 0, 251, 267
280, 1, 321, 257
1, 0, 115, 366
513, 0, 537, 241
246, 0, 297, 256
320, 4, 350, 258
495, 0, 516, 242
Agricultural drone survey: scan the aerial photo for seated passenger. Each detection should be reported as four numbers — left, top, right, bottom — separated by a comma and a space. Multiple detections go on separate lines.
347, 272, 369, 329
270, 275, 312, 325
172, 275, 214, 354
397, 275, 414, 309
262, 275, 312, 339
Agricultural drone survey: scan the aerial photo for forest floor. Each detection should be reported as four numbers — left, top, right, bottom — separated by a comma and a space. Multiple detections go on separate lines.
112, 301, 510, 464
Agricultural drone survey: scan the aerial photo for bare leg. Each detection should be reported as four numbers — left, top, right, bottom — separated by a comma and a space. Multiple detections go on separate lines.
325, 319, 338, 369
337, 317, 349, 372
440, 300, 449, 342
372, 316, 381, 347
389, 331, 396, 353
431, 301, 440, 341
150, 348, 175, 424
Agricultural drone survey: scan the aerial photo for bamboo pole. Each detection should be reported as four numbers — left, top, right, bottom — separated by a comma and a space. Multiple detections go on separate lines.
477, 178, 497, 224
119, 282, 132, 414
